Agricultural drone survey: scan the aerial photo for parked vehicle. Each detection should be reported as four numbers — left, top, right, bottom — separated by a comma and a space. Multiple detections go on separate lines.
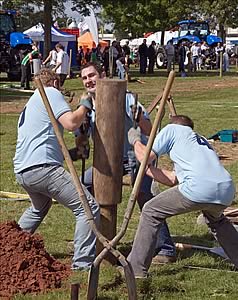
172, 19, 222, 46
0, 9, 32, 80
156, 19, 222, 69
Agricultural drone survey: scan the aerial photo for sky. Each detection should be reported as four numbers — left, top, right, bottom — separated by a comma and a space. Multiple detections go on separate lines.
64, 1, 81, 21
64, 1, 112, 30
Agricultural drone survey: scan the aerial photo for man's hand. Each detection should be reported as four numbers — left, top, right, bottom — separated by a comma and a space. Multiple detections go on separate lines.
78, 93, 93, 111
128, 127, 141, 146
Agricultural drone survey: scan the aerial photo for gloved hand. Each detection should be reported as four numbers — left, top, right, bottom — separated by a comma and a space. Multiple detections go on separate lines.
128, 127, 141, 146
78, 93, 93, 111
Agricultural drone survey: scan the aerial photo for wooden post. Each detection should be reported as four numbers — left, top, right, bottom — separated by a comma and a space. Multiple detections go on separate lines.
93, 78, 126, 263
68, 49, 72, 77
187, 51, 191, 76
219, 51, 223, 78
71, 283, 80, 300
109, 47, 113, 78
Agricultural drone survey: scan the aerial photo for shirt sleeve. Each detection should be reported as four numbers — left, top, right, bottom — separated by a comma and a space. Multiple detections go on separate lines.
152, 124, 176, 157
45, 88, 71, 119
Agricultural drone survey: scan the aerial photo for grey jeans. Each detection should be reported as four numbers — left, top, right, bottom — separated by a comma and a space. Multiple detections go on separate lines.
128, 186, 238, 277
16, 164, 100, 270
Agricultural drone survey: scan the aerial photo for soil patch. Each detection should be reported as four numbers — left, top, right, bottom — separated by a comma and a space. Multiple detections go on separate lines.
0, 221, 71, 299
212, 140, 238, 165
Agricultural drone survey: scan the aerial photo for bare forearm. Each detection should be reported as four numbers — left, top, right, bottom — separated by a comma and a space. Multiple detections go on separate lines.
59, 106, 89, 131
53, 62, 61, 71
134, 141, 156, 164
146, 166, 178, 187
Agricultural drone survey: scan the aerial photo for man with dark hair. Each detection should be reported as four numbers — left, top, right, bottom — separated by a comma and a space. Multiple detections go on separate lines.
76, 62, 176, 263
148, 41, 156, 74
127, 115, 238, 278
178, 42, 187, 77
14, 68, 100, 271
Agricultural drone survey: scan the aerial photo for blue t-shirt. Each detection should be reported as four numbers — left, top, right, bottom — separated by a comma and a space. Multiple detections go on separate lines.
14, 87, 71, 173
152, 124, 235, 206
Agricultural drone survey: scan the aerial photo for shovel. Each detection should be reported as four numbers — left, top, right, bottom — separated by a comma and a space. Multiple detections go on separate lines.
87, 71, 176, 300
175, 242, 228, 259
35, 78, 138, 300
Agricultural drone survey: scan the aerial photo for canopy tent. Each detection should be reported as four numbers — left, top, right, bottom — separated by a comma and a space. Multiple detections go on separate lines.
78, 32, 96, 49
78, 31, 108, 50
24, 23, 77, 65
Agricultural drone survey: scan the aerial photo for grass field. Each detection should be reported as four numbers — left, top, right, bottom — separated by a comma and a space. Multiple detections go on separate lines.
0, 68, 238, 299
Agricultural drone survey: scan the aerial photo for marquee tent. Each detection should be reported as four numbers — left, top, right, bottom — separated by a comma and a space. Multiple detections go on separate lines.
24, 23, 77, 65
77, 31, 108, 50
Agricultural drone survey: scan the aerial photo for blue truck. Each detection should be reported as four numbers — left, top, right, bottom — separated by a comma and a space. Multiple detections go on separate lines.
0, 9, 32, 80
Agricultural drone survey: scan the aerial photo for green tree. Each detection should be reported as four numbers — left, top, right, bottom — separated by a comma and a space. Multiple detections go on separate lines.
197, 0, 238, 41
98, 0, 196, 39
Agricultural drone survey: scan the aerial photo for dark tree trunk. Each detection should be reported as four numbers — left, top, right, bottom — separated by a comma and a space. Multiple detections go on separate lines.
43, 0, 52, 58
160, 30, 165, 46
219, 24, 226, 44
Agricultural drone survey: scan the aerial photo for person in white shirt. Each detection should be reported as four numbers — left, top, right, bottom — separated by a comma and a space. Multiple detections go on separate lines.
190, 42, 201, 72
215, 42, 223, 69
53, 43, 69, 87
42, 48, 57, 69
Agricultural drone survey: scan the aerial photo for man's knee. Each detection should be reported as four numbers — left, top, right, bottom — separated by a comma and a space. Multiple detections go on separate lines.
142, 200, 165, 223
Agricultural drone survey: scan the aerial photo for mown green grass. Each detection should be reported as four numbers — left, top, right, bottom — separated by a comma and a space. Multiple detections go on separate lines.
0, 69, 238, 299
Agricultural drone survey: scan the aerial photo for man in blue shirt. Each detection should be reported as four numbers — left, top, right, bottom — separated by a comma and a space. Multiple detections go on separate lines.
14, 68, 100, 271
76, 62, 176, 263
127, 115, 238, 278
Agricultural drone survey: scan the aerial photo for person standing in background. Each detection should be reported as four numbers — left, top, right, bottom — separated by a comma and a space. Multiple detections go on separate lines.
138, 39, 148, 74
178, 41, 187, 77
76, 46, 84, 70
165, 41, 175, 75
20, 42, 39, 90
148, 41, 156, 74
53, 43, 69, 87
42, 47, 57, 69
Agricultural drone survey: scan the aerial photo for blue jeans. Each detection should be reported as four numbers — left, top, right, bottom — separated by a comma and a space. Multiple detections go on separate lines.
16, 165, 100, 270
83, 161, 175, 257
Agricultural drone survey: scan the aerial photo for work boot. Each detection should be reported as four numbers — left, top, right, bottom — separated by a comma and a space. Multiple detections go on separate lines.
152, 255, 177, 265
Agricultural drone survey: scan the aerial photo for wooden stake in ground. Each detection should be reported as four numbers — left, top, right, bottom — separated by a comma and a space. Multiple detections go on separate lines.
67, 49, 72, 78
219, 50, 223, 78
93, 78, 126, 263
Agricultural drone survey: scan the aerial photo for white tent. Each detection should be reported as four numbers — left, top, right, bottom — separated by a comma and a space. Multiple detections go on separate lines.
24, 23, 76, 43
24, 23, 77, 65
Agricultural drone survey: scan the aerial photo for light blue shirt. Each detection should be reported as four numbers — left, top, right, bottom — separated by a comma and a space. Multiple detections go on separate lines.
152, 124, 235, 206
14, 87, 71, 173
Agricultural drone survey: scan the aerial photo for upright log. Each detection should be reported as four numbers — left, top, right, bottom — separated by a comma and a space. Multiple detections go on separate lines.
93, 78, 126, 263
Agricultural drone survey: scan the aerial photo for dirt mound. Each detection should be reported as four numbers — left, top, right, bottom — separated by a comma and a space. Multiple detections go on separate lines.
0, 221, 71, 299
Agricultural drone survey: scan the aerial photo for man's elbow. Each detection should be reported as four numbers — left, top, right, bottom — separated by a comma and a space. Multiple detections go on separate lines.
59, 115, 79, 131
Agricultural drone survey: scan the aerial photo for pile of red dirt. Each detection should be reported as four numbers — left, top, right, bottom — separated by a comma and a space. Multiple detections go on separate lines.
0, 221, 71, 299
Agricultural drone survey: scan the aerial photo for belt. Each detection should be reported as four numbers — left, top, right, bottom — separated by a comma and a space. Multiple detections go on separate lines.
20, 164, 52, 173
